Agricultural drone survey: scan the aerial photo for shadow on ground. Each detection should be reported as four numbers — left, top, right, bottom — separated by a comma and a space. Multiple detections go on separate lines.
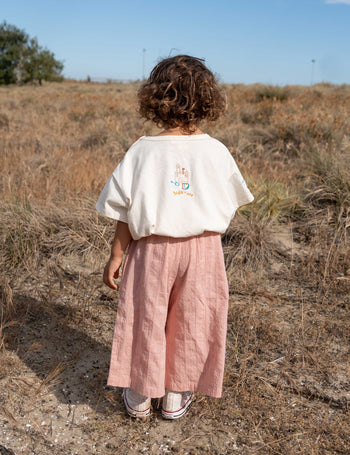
4, 291, 116, 414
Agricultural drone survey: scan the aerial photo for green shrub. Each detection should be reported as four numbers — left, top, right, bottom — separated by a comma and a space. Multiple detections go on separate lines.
254, 85, 290, 102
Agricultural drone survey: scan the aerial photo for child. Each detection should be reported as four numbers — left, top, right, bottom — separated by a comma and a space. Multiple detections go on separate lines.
95, 55, 254, 419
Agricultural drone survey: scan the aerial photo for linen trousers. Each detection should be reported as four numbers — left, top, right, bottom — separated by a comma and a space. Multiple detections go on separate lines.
107, 231, 229, 398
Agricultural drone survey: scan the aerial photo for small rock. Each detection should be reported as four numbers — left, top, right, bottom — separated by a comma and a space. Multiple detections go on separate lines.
0, 445, 17, 455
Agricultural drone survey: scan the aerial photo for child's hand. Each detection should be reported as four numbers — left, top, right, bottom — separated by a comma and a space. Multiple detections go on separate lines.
103, 256, 123, 290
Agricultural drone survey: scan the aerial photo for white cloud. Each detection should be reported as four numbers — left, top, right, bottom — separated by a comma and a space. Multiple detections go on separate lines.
325, 0, 350, 4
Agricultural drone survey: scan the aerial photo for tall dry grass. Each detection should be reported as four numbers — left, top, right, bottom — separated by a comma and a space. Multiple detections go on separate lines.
1, 80, 349, 295
0, 80, 350, 454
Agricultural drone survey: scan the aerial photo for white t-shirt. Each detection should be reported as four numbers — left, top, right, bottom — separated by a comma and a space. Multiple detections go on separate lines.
95, 134, 254, 240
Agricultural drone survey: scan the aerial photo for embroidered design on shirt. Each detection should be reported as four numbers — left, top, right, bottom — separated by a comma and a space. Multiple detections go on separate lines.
170, 163, 194, 197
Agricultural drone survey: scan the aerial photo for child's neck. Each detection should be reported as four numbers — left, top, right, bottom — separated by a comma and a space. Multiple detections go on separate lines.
157, 126, 204, 136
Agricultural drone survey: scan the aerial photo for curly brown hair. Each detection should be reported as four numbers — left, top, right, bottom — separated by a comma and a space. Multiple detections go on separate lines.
138, 55, 226, 131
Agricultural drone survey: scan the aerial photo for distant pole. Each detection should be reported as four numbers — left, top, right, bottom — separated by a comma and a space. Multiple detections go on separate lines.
311, 59, 316, 86
142, 48, 146, 80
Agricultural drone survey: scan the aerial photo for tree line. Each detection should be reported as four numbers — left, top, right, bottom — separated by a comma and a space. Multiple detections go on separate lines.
0, 21, 64, 85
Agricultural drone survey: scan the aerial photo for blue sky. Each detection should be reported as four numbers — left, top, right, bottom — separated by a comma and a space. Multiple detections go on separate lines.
2, 0, 350, 85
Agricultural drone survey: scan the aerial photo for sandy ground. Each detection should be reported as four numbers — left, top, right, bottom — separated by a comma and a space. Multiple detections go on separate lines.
1, 229, 350, 455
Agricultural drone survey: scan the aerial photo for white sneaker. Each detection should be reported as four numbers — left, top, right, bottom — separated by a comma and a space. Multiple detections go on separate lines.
161, 390, 194, 420
122, 388, 151, 418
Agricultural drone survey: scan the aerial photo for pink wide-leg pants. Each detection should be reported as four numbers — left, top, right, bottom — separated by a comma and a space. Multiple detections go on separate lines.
107, 231, 229, 398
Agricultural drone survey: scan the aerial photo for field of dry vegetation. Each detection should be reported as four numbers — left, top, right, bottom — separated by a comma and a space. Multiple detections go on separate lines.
0, 80, 349, 455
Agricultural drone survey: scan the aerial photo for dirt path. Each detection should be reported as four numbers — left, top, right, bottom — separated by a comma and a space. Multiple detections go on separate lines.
1, 253, 349, 454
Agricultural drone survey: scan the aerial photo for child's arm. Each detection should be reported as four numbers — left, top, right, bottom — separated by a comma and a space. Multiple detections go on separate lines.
103, 221, 132, 290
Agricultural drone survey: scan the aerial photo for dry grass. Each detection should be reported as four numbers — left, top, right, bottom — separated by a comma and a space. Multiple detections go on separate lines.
0, 80, 349, 454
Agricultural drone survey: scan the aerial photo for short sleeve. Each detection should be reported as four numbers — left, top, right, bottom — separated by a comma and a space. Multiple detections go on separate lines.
228, 159, 254, 212
95, 155, 132, 222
